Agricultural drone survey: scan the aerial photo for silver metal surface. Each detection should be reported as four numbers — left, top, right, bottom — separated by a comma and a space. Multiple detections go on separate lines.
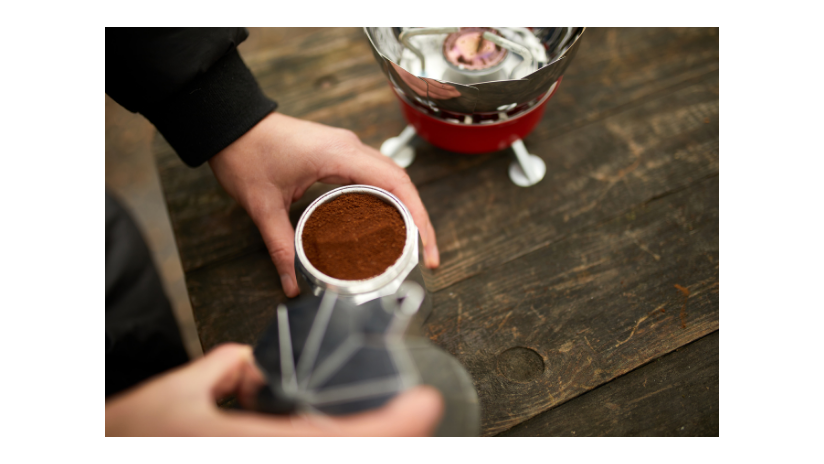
397, 28, 546, 83
406, 338, 480, 436
365, 27, 585, 116
481, 31, 532, 79
509, 139, 546, 187
399, 27, 459, 75
380, 124, 416, 167
294, 185, 429, 315
276, 304, 298, 394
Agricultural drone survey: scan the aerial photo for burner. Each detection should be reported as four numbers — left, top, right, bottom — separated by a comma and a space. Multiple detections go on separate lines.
443, 28, 508, 72
365, 27, 585, 186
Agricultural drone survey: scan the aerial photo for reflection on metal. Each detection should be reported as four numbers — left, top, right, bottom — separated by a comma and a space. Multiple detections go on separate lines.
271, 285, 422, 412
276, 304, 298, 395
295, 291, 337, 390
254, 282, 481, 436
480, 32, 533, 79
442, 27, 509, 79
365, 27, 584, 115
399, 27, 459, 76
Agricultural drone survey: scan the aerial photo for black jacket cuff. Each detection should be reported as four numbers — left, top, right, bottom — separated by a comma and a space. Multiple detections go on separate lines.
142, 48, 277, 167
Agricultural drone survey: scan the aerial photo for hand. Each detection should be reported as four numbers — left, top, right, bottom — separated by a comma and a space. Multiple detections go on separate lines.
208, 112, 440, 298
105, 343, 444, 436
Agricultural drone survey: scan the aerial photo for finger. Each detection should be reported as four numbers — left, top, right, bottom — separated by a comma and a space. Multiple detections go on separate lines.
180, 344, 257, 401
237, 358, 267, 410
254, 206, 300, 297
419, 214, 439, 269
216, 386, 444, 437
319, 145, 440, 269
362, 145, 439, 268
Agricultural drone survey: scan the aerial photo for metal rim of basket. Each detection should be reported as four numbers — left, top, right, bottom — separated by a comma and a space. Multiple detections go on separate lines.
294, 184, 418, 297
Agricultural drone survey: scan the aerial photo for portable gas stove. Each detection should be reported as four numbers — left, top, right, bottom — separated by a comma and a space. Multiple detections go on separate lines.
365, 27, 585, 186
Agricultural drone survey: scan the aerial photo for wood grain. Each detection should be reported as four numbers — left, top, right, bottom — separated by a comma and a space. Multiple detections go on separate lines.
156, 28, 719, 276
184, 174, 718, 435
499, 331, 719, 436
154, 28, 720, 436
424, 174, 718, 435
419, 72, 718, 293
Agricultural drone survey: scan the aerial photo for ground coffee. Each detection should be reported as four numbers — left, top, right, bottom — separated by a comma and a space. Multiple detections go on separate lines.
302, 193, 406, 280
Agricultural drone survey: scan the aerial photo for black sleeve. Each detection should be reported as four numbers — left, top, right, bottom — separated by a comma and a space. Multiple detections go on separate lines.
106, 28, 278, 167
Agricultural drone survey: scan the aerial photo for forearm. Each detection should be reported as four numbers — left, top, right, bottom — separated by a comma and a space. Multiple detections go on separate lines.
105, 27, 277, 166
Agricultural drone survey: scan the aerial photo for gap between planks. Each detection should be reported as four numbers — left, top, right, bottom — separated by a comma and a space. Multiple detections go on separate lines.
493, 328, 720, 436
430, 172, 719, 296
410, 67, 719, 193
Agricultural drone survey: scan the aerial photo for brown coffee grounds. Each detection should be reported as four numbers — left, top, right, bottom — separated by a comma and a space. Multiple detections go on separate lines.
302, 193, 406, 280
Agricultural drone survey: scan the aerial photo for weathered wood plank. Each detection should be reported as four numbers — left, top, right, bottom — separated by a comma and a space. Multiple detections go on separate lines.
499, 331, 719, 436
159, 29, 720, 436
184, 174, 718, 435
156, 28, 719, 276
536, 28, 719, 138
165, 67, 719, 353
420, 72, 718, 292
185, 252, 282, 351
425, 175, 719, 435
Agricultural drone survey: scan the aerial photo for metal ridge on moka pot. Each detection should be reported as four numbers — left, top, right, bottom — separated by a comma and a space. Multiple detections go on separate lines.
294, 185, 431, 324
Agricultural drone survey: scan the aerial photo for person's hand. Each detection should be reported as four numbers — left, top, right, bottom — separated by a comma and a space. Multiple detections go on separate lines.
208, 112, 440, 298
105, 343, 444, 436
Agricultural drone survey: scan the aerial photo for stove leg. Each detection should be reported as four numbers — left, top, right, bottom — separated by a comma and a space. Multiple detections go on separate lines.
380, 125, 417, 168
508, 139, 546, 187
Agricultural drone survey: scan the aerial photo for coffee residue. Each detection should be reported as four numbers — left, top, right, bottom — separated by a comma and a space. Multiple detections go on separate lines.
302, 193, 406, 280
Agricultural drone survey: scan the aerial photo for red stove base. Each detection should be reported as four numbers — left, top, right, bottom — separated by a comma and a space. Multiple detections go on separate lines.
395, 77, 561, 154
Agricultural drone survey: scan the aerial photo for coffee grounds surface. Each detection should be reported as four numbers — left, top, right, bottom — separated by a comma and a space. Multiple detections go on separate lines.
302, 193, 406, 280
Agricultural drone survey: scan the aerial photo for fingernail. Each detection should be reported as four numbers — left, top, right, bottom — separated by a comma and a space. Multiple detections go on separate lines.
280, 274, 298, 297
425, 244, 440, 268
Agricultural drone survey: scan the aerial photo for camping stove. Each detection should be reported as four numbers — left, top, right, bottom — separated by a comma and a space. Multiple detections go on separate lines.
365, 27, 585, 186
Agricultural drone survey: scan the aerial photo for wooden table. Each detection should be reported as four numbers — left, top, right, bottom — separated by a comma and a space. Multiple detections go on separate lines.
155, 27, 719, 436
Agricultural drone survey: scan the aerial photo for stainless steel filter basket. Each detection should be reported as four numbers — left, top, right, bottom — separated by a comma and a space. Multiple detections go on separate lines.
294, 185, 431, 323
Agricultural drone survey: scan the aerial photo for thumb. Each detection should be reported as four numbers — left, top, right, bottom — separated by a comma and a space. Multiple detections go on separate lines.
182, 344, 263, 401
318, 143, 440, 269
255, 206, 300, 298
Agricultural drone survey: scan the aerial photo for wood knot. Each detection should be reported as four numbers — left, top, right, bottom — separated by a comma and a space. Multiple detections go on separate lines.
497, 347, 544, 382
314, 74, 338, 89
